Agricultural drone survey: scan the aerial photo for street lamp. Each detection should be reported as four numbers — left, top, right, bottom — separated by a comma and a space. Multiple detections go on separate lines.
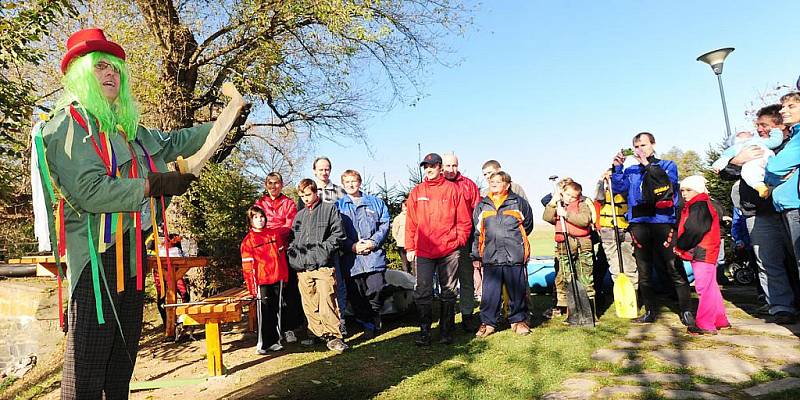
697, 47, 735, 140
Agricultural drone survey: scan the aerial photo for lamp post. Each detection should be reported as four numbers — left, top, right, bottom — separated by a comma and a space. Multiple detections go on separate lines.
697, 47, 735, 139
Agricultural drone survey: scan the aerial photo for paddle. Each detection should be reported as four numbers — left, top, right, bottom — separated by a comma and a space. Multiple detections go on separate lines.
606, 175, 638, 318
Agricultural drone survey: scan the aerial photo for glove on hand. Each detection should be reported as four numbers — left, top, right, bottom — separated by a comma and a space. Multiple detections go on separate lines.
147, 171, 196, 197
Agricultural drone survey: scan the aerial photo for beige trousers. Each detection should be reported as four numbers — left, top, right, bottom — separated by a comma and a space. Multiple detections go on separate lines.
297, 267, 342, 339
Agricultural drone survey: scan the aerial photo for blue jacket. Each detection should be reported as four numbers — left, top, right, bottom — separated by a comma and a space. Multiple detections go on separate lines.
765, 125, 800, 211
336, 193, 390, 276
611, 157, 679, 224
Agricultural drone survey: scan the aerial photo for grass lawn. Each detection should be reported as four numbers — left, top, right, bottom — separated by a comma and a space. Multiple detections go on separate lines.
226, 295, 630, 400
531, 223, 555, 257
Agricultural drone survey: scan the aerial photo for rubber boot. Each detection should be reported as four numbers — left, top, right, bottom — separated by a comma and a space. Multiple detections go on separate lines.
461, 313, 477, 333
415, 304, 433, 346
439, 302, 455, 345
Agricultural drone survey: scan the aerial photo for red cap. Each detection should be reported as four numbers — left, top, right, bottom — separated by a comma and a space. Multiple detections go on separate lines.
60, 28, 126, 74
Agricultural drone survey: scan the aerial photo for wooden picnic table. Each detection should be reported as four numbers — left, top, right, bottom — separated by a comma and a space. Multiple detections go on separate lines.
7, 255, 212, 338
6, 255, 62, 277
147, 256, 210, 337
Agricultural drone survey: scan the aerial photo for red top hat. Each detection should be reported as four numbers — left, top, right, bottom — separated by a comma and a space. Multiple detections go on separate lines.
60, 28, 126, 74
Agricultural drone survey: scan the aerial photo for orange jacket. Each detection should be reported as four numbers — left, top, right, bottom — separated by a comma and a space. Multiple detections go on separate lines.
405, 175, 472, 259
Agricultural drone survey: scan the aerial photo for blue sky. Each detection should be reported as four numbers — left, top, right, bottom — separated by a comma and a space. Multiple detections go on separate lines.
305, 1, 800, 213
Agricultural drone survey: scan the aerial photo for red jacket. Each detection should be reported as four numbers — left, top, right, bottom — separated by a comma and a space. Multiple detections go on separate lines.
254, 193, 297, 239
240, 228, 289, 295
449, 172, 481, 213
675, 193, 720, 264
405, 175, 472, 259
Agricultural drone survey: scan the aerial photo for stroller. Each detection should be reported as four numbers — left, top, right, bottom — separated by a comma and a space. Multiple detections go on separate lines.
726, 242, 757, 285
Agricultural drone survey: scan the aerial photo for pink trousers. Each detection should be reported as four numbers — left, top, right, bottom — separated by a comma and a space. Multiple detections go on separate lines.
692, 261, 730, 330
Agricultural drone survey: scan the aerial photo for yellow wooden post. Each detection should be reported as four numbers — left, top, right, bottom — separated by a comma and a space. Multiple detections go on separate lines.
205, 320, 223, 376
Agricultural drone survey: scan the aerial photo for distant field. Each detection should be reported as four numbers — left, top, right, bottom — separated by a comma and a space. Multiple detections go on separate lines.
530, 223, 555, 257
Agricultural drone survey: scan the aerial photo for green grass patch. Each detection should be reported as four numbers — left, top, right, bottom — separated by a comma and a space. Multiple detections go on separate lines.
228, 296, 630, 399
0, 377, 17, 393
530, 224, 555, 257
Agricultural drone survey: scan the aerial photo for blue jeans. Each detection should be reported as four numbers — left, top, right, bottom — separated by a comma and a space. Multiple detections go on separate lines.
747, 213, 795, 314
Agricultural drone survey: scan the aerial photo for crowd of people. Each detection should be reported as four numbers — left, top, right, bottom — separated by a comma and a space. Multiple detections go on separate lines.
33, 27, 800, 398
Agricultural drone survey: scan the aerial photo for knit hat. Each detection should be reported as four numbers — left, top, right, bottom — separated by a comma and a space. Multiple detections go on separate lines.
680, 175, 707, 194
61, 28, 126, 74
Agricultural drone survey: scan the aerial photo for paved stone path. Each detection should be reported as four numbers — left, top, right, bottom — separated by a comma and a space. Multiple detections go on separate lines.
543, 288, 800, 399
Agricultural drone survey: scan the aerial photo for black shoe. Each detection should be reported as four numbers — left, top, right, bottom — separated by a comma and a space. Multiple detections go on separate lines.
461, 313, 477, 333
773, 311, 797, 325
680, 311, 696, 327
687, 325, 718, 335
415, 325, 432, 346
633, 309, 655, 324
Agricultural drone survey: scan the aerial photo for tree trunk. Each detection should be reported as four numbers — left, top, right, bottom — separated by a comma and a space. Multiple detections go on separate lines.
134, 0, 200, 130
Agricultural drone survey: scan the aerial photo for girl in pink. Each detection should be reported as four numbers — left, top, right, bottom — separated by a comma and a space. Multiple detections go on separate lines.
674, 175, 730, 335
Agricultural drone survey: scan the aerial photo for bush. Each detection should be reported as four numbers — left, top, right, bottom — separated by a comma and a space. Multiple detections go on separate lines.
176, 158, 259, 296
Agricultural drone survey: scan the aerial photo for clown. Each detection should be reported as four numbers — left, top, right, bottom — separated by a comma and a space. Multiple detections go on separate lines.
34, 28, 245, 398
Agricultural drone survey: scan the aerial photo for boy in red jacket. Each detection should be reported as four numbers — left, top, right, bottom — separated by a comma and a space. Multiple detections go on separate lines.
406, 153, 472, 346
241, 206, 290, 354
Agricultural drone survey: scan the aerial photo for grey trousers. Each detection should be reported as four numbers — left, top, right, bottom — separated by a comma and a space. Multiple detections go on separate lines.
414, 251, 460, 307
599, 227, 638, 288
457, 245, 476, 315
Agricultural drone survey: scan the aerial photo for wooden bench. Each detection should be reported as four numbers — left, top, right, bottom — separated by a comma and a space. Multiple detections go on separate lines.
174, 286, 257, 376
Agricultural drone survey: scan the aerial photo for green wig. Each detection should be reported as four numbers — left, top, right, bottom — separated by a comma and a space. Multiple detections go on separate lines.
55, 52, 139, 141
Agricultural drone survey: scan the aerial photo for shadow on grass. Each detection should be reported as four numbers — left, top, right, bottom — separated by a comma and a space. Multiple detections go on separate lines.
217, 294, 631, 400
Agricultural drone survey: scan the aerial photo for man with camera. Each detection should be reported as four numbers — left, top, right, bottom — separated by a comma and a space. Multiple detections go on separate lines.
611, 133, 694, 325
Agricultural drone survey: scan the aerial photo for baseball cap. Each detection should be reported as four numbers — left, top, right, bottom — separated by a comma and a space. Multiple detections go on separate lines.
420, 153, 442, 167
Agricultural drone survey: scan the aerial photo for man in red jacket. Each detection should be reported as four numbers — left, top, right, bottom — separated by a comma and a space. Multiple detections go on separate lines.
253, 171, 303, 342
442, 153, 481, 332
406, 153, 472, 345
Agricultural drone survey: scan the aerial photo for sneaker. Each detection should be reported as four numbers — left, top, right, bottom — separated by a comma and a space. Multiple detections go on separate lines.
284, 331, 297, 343
257, 348, 268, 355
326, 338, 348, 353
680, 311, 696, 327
267, 343, 284, 351
511, 321, 530, 336
300, 338, 316, 346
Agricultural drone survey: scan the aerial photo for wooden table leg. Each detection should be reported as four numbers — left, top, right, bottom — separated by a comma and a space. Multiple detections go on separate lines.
165, 284, 177, 338
206, 320, 223, 376
248, 300, 257, 332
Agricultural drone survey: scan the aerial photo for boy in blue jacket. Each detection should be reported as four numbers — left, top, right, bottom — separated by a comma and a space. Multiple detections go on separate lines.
336, 170, 391, 339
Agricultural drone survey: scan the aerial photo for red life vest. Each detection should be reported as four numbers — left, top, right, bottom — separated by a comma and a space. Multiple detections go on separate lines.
676, 193, 720, 264
555, 200, 591, 242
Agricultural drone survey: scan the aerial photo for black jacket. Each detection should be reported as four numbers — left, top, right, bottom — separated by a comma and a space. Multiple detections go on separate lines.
287, 201, 345, 271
